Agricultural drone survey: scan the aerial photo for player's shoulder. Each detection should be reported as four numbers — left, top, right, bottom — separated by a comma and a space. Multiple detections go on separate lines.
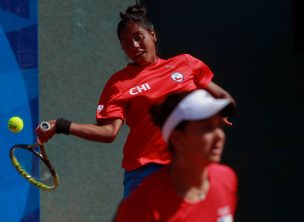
115, 196, 143, 222
166, 53, 197, 62
129, 167, 170, 200
103, 66, 136, 91
116, 184, 150, 220
140, 167, 169, 190
208, 164, 237, 191
209, 163, 236, 178
106, 67, 129, 83
116, 169, 169, 221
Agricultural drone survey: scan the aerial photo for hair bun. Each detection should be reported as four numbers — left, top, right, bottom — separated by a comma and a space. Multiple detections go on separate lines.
120, 3, 146, 19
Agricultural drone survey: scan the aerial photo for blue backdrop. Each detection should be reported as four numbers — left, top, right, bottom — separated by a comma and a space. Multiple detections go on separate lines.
0, 0, 39, 221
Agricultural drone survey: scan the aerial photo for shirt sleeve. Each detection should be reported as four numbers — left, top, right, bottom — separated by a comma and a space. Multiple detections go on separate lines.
96, 77, 126, 123
184, 54, 214, 88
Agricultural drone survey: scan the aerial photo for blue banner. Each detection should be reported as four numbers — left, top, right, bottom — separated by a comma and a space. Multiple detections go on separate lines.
0, 0, 39, 221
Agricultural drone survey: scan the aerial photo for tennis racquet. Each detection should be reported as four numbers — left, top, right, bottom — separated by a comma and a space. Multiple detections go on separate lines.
9, 122, 59, 191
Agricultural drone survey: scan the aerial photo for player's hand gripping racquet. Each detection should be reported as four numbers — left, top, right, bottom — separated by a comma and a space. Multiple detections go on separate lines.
9, 122, 59, 191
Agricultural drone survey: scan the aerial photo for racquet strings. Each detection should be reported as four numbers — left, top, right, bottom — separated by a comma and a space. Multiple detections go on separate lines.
12, 146, 53, 186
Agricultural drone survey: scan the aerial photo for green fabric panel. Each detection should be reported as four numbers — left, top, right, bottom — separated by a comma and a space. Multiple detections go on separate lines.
39, 1, 133, 221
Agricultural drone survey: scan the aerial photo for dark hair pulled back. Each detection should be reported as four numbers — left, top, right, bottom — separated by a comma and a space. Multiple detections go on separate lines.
117, 1, 154, 39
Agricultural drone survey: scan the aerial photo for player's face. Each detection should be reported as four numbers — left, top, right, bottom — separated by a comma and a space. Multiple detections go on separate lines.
119, 22, 157, 66
173, 114, 226, 165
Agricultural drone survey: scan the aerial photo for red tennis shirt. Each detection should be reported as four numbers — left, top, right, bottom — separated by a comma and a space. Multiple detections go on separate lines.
115, 164, 238, 222
96, 54, 214, 170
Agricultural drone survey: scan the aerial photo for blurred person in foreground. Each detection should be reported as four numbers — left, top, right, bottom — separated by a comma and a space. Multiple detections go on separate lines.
115, 89, 238, 222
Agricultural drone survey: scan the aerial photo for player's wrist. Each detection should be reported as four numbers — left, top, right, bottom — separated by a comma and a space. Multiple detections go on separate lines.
56, 118, 72, 135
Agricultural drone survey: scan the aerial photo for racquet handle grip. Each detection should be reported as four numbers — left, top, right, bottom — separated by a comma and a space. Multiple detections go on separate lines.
39, 122, 51, 132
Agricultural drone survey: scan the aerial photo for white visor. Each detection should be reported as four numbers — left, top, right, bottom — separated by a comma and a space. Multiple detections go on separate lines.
161, 89, 231, 142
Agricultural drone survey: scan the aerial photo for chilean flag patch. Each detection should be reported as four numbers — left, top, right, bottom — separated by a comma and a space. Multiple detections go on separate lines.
171, 72, 184, 82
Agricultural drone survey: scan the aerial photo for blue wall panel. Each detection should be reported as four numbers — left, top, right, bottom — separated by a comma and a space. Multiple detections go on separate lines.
0, 0, 39, 221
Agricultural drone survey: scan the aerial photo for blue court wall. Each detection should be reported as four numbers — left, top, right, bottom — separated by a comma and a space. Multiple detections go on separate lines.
0, 0, 39, 221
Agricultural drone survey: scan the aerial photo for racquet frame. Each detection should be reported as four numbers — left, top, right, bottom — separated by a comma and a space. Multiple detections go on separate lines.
10, 143, 59, 191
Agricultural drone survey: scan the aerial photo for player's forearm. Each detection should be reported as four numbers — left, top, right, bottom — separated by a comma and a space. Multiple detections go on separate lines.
69, 123, 119, 143
206, 81, 236, 106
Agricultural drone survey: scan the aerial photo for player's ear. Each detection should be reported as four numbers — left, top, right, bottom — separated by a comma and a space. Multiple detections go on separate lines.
149, 30, 157, 42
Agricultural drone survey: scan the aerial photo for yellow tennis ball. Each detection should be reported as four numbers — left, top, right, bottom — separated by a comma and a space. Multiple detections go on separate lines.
8, 116, 24, 133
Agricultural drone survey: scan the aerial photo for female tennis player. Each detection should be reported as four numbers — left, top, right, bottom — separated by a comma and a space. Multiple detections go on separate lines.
37, 2, 236, 198
114, 89, 238, 221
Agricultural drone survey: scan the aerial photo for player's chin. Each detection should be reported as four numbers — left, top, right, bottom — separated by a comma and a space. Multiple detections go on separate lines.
133, 53, 155, 66
208, 152, 222, 163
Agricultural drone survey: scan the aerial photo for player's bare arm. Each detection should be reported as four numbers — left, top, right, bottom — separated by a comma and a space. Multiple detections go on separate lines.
206, 81, 236, 126
69, 118, 123, 143
36, 118, 123, 143
206, 82, 235, 104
